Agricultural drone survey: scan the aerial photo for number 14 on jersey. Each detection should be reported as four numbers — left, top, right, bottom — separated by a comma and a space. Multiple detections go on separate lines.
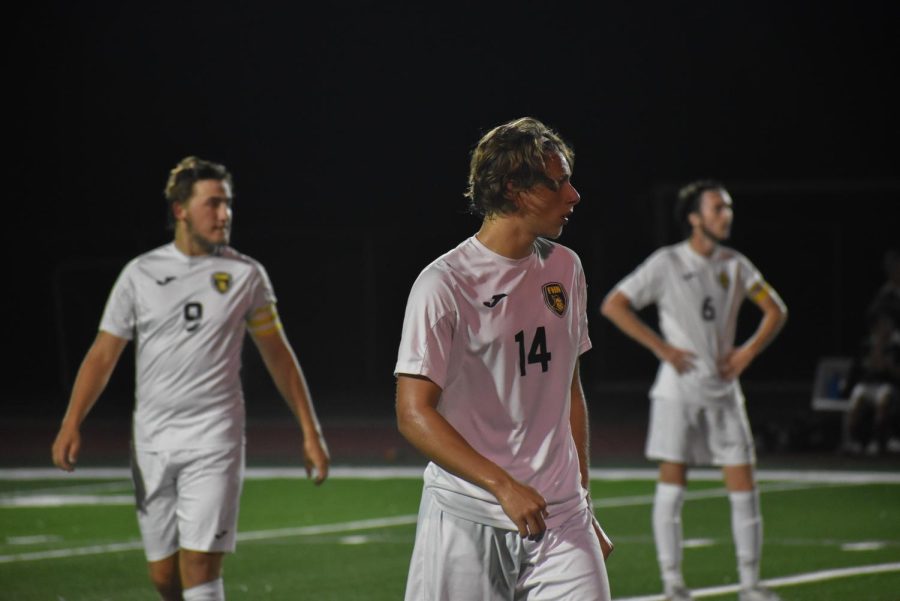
514, 327, 552, 376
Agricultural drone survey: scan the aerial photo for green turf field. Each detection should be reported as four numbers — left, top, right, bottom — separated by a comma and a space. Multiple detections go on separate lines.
1, 468, 898, 600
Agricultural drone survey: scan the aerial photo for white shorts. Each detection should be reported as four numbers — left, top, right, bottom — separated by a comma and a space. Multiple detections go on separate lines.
131, 445, 244, 561
404, 487, 610, 601
645, 397, 755, 466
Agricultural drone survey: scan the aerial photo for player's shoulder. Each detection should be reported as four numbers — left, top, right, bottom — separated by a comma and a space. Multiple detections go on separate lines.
427, 237, 483, 276
132, 242, 174, 261
536, 237, 581, 264
217, 245, 257, 264
121, 243, 175, 274
715, 244, 752, 265
643, 242, 683, 267
411, 239, 478, 298
216, 246, 268, 273
415, 251, 457, 291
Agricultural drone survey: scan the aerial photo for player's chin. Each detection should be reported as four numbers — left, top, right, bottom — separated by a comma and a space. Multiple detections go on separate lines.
543, 226, 565, 240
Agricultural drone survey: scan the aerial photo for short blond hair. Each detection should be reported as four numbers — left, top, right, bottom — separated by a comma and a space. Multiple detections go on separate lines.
465, 117, 574, 216
163, 156, 233, 227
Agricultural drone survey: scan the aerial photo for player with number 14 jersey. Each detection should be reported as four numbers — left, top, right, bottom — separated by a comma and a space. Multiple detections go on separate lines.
396, 235, 591, 529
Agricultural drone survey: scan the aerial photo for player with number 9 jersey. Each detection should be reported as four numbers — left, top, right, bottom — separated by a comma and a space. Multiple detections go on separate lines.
51, 156, 330, 601
101, 243, 274, 451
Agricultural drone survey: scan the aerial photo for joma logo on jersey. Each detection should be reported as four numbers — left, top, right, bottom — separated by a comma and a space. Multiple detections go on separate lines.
212, 272, 232, 294
542, 282, 568, 317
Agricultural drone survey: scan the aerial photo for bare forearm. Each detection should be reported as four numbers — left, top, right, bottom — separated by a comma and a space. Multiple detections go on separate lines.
569, 373, 590, 489
601, 292, 667, 359
53, 333, 126, 471
62, 365, 108, 428
741, 295, 788, 358
398, 401, 511, 495
262, 343, 322, 439
61, 334, 125, 429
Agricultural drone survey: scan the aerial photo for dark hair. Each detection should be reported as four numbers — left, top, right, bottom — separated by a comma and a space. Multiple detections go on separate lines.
674, 179, 726, 236
164, 156, 233, 228
464, 117, 574, 217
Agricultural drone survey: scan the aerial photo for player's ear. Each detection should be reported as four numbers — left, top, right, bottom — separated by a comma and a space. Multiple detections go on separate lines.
505, 181, 524, 210
171, 201, 187, 223
687, 210, 701, 229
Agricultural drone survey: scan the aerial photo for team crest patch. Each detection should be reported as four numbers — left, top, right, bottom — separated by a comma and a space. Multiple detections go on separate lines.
212, 272, 232, 294
542, 282, 568, 317
718, 270, 730, 290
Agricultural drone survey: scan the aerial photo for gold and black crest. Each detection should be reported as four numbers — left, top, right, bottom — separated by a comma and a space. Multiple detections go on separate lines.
212, 272, 232, 294
542, 282, 568, 317
718, 270, 730, 290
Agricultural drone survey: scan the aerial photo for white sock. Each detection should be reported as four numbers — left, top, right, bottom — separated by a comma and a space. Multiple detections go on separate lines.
183, 578, 225, 601
729, 489, 762, 589
653, 482, 686, 591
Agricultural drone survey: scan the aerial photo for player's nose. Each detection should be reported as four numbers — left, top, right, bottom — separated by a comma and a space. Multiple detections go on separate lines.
565, 182, 580, 205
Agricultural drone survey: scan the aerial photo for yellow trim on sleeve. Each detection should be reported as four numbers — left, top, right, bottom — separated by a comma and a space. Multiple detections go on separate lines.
748, 281, 770, 303
247, 303, 283, 336
247, 303, 278, 328
250, 321, 283, 337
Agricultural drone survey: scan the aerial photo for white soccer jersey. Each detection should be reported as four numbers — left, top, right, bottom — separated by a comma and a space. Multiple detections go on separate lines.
616, 241, 766, 406
395, 236, 592, 530
100, 243, 275, 450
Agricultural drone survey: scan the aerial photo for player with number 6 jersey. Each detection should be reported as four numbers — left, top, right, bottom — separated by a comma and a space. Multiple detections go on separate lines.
601, 180, 788, 601
615, 240, 769, 409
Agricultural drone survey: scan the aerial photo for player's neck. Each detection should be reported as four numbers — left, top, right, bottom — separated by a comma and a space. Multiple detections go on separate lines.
476, 216, 535, 260
174, 229, 216, 257
687, 232, 718, 257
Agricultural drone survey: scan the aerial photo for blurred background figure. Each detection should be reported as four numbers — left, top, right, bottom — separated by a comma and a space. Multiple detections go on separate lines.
845, 249, 900, 456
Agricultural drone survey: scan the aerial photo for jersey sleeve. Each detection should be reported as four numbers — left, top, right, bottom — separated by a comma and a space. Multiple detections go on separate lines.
394, 267, 457, 389
736, 252, 768, 302
575, 254, 592, 356
615, 249, 666, 310
248, 260, 278, 314
99, 261, 137, 340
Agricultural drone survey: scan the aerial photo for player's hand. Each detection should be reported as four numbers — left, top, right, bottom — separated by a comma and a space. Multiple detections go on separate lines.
494, 478, 549, 540
303, 434, 330, 485
718, 346, 755, 380
51, 426, 81, 472
659, 344, 697, 374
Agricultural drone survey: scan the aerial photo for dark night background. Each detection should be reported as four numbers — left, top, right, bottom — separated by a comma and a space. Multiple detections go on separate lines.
4, 2, 898, 463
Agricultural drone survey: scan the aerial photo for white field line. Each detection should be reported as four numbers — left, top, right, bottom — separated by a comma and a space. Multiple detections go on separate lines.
0, 514, 418, 563
0, 479, 864, 562
3, 467, 889, 512
0, 481, 132, 497
236, 514, 417, 542
4, 466, 900, 483
615, 562, 900, 600
0, 476, 826, 509
0, 494, 133, 508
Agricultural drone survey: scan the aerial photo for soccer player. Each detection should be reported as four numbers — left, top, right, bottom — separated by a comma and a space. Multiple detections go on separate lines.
51, 156, 330, 601
600, 180, 788, 601
395, 117, 612, 600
